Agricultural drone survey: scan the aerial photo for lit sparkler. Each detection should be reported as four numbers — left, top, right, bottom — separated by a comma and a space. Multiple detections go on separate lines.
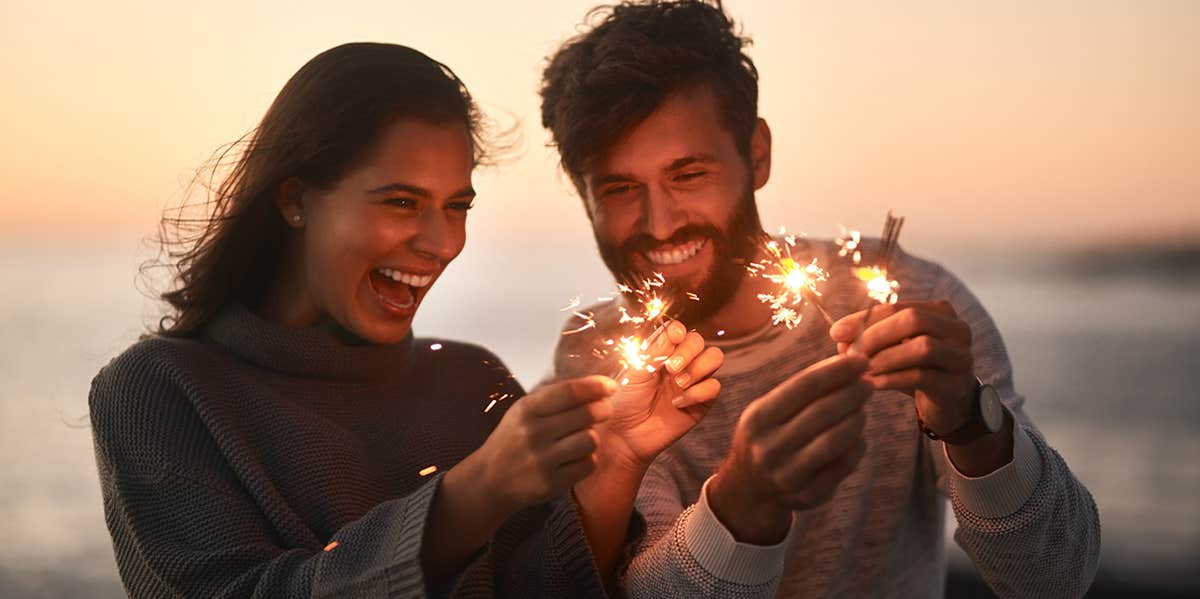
854, 266, 900, 305
747, 229, 834, 328
560, 273, 679, 386
850, 212, 905, 351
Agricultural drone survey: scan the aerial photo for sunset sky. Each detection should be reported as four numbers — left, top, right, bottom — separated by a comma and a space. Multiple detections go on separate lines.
1, 0, 1197, 253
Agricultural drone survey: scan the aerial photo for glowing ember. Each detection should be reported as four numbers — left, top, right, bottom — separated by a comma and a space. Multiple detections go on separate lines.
617, 336, 650, 373
418, 465, 438, 477
854, 266, 900, 305
429, 343, 443, 351
562, 273, 685, 385
716, 329, 726, 337
323, 541, 340, 552
747, 230, 832, 328
836, 227, 864, 265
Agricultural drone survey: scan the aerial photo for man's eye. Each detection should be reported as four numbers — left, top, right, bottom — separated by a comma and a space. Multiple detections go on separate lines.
448, 201, 474, 212
385, 197, 417, 209
604, 184, 635, 196
675, 171, 707, 182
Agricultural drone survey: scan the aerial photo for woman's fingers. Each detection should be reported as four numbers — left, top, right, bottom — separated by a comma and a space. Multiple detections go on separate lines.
673, 345, 724, 388
537, 398, 611, 442
527, 375, 617, 416
664, 331, 705, 375
548, 428, 600, 466
672, 377, 721, 408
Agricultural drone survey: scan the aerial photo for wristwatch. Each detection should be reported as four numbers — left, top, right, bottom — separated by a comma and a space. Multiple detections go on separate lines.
917, 377, 1006, 445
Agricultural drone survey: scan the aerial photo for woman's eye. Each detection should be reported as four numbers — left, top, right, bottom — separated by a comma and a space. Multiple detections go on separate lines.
448, 201, 474, 212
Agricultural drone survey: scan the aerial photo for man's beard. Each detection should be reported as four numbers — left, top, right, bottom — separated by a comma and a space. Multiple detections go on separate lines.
593, 186, 764, 326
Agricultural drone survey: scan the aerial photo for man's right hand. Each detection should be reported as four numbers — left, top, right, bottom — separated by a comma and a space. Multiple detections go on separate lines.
707, 354, 872, 544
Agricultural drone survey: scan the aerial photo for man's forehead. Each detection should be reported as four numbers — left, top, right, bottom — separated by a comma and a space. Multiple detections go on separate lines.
585, 87, 730, 180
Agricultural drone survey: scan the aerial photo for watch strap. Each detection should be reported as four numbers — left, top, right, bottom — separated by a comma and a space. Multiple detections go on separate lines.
918, 378, 994, 445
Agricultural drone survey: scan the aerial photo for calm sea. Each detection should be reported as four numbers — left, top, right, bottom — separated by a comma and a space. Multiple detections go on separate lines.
1, 238, 1196, 596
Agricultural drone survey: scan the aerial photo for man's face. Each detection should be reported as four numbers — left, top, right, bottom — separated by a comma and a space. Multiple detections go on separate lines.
580, 84, 764, 324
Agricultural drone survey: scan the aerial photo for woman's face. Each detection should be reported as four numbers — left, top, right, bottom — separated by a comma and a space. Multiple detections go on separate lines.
296, 118, 475, 344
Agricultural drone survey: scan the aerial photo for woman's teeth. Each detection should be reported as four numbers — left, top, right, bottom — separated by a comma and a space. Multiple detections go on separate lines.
645, 239, 706, 265
376, 268, 434, 287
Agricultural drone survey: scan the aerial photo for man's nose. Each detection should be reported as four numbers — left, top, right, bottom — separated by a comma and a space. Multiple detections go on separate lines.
640, 184, 686, 241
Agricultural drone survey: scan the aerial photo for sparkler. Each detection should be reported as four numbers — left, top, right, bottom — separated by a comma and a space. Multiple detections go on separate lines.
747, 229, 834, 328
850, 212, 905, 351
560, 273, 678, 386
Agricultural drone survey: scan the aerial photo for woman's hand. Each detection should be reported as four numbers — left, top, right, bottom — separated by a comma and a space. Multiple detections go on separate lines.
425, 376, 615, 583
603, 320, 725, 472
473, 375, 616, 513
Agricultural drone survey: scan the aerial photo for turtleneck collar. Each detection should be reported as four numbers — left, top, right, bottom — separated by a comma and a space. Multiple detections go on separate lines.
204, 303, 416, 384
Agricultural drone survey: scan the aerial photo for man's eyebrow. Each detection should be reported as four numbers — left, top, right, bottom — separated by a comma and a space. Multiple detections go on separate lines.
590, 173, 640, 188
367, 183, 476, 199
590, 154, 720, 188
663, 153, 719, 173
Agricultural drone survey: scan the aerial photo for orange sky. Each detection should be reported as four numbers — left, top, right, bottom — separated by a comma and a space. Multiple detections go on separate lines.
1, 0, 1197, 252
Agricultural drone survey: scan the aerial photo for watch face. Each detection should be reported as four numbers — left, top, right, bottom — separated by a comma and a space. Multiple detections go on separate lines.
979, 384, 1004, 432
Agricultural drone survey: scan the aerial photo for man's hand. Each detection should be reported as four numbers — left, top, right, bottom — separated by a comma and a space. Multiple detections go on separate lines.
602, 320, 724, 472
830, 301, 1012, 476
829, 301, 975, 437
708, 354, 872, 544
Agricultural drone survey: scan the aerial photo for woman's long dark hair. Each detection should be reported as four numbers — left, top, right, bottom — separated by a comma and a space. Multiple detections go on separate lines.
149, 43, 490, 337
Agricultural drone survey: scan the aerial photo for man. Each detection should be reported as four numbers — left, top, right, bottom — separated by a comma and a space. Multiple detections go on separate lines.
538, 1, 1101, 597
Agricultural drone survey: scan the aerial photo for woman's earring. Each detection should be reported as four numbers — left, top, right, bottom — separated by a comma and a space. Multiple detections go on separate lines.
292, 215, 302, 224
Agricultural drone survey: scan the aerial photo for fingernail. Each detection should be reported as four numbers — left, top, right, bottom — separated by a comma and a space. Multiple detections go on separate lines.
674, 372, 691, 388
600, 377, 618, 393
667, 356, 684, 372
671, 395, 686, 408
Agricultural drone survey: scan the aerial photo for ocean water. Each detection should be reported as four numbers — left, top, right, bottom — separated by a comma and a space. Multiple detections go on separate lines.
1, 239, 1197, 596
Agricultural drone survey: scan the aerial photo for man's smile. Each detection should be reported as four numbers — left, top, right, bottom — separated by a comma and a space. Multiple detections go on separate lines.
642, 238, 708, 266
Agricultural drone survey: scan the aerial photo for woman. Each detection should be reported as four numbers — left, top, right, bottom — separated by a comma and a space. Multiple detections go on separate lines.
89, 43, 723, 598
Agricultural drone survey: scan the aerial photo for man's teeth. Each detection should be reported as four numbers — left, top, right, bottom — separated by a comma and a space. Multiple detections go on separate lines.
377, 268, 434, 287
645, 239, 706, 265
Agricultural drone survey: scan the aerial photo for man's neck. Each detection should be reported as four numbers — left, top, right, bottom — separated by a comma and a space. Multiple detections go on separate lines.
691, 274, 775, 339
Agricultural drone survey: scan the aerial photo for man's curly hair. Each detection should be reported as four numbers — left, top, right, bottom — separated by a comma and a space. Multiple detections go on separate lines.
539, 0, 759, 192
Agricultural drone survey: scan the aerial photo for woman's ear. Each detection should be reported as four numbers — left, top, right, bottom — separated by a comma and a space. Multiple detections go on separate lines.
276, 178, 306, 228
750, 118, 772, 191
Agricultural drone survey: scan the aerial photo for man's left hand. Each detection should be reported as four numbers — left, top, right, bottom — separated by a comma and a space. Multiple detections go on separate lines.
830, 300, 975, 436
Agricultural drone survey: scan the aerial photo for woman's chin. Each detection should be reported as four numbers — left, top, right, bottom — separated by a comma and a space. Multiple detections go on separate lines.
352, 315, 414, 345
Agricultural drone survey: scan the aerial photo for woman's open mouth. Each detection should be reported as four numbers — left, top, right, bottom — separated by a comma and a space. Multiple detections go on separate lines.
367, 267, 435, 315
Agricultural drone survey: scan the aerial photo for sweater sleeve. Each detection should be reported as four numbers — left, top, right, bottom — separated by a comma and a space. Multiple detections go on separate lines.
617, 463, 786, 598
90, 353, 446, 599
442, 495, 623, 598
926, 263, 1102, 599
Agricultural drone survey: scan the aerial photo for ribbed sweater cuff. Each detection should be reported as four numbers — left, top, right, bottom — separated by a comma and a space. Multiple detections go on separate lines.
946, 423, 1043, 519
683, 476, 791, 585
388, 471, 443, 597
548, 495, 609, 597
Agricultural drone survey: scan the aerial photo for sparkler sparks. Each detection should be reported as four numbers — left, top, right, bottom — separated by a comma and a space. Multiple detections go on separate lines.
854, 266, 900, 305
747, 231, 833, 328
836, 227, 864, 264
849, 211, 906, 352
562, 273, 681, 385
418, 465, 438, 477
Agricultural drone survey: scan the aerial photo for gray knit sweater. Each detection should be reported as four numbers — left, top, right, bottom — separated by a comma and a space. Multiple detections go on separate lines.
551, 240, 1101, 598
89, 304, 612, 598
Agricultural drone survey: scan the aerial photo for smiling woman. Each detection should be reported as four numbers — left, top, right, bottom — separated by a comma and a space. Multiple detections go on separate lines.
85, 42, 688, 598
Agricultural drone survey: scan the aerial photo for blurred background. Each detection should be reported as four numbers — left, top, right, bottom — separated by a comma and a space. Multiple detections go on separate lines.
1, 1, 1197, 596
